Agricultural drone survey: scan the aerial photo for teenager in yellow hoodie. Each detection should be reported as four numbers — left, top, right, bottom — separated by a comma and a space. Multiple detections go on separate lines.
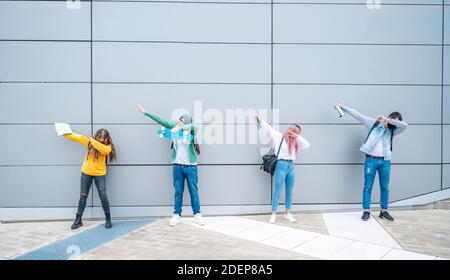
63, 128, 116, 229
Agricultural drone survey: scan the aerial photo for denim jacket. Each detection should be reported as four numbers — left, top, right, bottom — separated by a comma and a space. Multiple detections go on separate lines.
341, 106, 408, 160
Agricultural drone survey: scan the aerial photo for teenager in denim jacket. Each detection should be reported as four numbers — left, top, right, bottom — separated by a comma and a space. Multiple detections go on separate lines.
337, 104, 408, 222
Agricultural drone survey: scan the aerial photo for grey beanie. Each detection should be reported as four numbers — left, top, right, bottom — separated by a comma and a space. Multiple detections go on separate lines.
180, 114, 193, 124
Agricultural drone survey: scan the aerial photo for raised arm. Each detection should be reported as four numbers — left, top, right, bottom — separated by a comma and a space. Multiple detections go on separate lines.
340, 105, 376, 129
388, 118, 408, 136
89, 138, 112, 155
138, 104, 176, 129
256, 117, 281, 139
296, 135, 310, 150
63, 133, 90, 148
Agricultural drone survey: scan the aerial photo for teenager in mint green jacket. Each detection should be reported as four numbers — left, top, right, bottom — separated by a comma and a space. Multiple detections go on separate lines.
138, 105, 204, 227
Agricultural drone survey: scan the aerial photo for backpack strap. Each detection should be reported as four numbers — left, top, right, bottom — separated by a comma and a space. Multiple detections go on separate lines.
364, 121, 380, 144
276, 136, 284, 159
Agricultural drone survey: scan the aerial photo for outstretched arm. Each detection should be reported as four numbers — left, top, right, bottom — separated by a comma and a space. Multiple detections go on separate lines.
256, 116, 280, 139
88, 137, 112, 155
138, 104, 176, 129
296, 135, 310, 150
388, 118, 408, 136
63, 133, 90, 148
339, 104, 376, 129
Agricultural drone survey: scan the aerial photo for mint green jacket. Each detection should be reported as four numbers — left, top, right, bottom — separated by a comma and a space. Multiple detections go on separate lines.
144, 111, 199, 164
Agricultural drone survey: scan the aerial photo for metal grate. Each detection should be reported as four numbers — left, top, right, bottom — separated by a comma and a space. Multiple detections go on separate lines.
13, 219, 155, 260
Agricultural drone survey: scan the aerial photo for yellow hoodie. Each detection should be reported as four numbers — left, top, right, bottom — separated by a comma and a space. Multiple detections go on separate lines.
64, 133, 112, 176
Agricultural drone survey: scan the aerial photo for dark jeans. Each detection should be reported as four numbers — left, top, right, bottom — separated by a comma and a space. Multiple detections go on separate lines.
173, 164, 201, 215
77, 173, 111, 216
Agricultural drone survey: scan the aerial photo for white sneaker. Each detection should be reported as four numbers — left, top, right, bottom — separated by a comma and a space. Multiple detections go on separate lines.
169, 214, 180, 226
284, 212, 296, 222
193, 213, 205, 226
268, 213, 277, 224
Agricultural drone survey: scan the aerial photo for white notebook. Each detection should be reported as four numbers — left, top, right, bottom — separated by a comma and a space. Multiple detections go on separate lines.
54, 123, 72, 136
335, 105, 345, 118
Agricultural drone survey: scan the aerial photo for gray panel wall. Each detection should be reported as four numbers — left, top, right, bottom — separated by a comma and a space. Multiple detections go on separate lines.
444, 165, 450, 190
274, 45, 441, 84
446, 6, 450, 45
0, 41, 91, 82
92, 84, 271, 124
0, 1, 90, 40
0, 0, 447, 217
444, 126, 450, 164
445, 46, 450, 85
444, 87, 450, 124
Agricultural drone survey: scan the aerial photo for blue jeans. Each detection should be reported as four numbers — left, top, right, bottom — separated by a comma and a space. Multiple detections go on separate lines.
272, 160, 295, 212
363, 155, 391, 211
173, 164, 201, 215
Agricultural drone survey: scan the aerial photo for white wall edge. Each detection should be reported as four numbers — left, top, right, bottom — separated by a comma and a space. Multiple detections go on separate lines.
1, 204, 365, 222
2, 188, 449, 222
390, 188, 450, 207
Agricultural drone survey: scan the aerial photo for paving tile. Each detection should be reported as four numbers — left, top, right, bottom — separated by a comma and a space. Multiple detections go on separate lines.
81, 220, 314, 260
261, 228, 319, 250
381, 249, 436, 260
328, 241, 392, 260
322, 212, 401, 248
244, 213, 329, 234
182, 216, 264, 235
292, 235, 354, 259
374, 210, 450, 259
234, 223, 290, 242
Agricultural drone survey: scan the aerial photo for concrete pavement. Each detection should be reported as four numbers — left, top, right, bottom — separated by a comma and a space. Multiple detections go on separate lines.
1, 209, 449, 260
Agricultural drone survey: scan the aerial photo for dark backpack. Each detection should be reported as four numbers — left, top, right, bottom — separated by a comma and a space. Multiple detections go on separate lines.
260, 137, 284, 176
365, 121, 395, 151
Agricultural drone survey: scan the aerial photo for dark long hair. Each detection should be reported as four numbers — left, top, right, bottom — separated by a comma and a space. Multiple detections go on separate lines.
88, 129, 116, 162
387, 112, 403, 130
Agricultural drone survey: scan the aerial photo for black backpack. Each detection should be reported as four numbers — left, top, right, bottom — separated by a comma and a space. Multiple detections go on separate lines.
260, 137, 284, 176
365, 121, 395, 151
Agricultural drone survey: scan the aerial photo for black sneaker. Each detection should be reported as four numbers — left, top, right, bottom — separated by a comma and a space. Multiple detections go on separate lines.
361, 211, 370, 221
379, 211, 394, 222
